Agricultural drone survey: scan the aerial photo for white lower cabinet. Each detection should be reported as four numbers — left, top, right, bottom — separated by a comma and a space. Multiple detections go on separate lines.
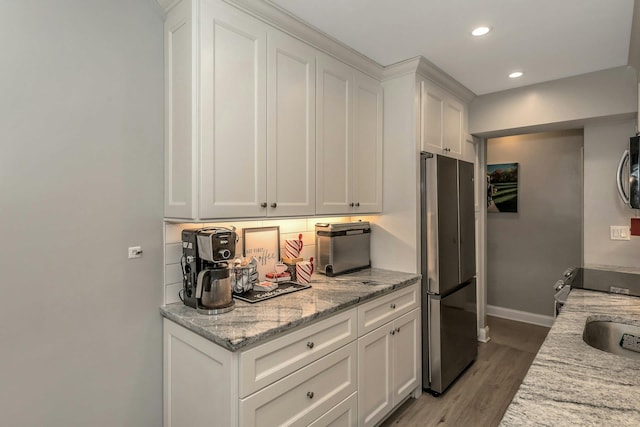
357, 309, 421, 427
163, 319, 238, 427
239, 343, 357, 427
163, 284, 421, 427
309, 392, 358, 427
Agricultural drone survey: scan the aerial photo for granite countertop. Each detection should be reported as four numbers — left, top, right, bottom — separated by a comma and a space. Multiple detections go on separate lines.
501, 289, 640, 426
160, 268, 420, 352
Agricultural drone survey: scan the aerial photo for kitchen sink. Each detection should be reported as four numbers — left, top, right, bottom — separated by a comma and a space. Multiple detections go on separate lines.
583, 318, 640, 360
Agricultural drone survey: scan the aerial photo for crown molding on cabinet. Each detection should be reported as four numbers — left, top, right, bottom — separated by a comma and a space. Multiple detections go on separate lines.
384, 56, 476, 104
155, 0, 475, 101
224, 0, 384, 80
157, 0, 182, 13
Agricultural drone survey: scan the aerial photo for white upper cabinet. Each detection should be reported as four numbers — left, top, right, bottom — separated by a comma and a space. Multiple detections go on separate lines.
420, 78, 473, 163
164, 0, 195, 219
163, 0, 382, 220
316, 54, 382, 215
266, 30, 316, 217
316, 55, 353, 215
199, 1, 268, 219
353, 71, 383, 213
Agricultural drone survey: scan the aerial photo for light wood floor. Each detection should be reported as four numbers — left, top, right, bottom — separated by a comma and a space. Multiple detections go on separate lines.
381, 316, 550, 427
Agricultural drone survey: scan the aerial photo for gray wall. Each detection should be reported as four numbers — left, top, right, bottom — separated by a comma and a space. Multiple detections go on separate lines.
487, 131, 583, 316
469, 66, 637, 137
0, 1, 164, 426
584, 119, 640, 268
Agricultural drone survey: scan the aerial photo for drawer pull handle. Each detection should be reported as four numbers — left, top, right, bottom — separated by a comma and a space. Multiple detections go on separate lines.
306, 341, 314, 349
390, 303, 396, 309
307, 391, 314, 399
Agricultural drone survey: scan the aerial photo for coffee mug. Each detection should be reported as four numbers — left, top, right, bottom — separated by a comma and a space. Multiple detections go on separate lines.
296, 257, 314, 284
285, 234, 304, 259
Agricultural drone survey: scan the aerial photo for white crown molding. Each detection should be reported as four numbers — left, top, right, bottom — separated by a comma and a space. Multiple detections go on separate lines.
157, 0, 182, 14
157, 0, 475, 100
384, 56, 476, 103
224, 0, 384, 80
382, 57, 422, 80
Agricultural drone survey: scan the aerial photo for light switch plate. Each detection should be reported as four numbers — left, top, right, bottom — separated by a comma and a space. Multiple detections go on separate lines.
128, 246, 143, 258
610, 226, 631, 241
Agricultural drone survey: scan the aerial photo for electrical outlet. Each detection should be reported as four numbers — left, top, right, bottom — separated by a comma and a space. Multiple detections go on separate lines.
610, 226, 631, 241
128, 246, 143, 258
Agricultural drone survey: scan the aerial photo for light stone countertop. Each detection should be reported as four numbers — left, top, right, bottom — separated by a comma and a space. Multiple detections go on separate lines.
160, 268, 420, 351
501, 289, 640, 426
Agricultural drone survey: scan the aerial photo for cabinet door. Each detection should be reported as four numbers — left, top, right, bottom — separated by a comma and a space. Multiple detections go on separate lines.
443, 96, 464, 157
420, 79, 445, 154
199, 1, 267, 219
316, 54, 353, 215
358, 324, 393, 427
164, 0, 195, 219
353, 71, 383, 213
267, 29, 316, 216
421, 79, 467, 160
392, 309, 420, 403
163, 319, 237, 427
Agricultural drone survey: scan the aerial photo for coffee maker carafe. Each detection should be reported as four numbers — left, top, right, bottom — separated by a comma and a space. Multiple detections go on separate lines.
181, 227, 237, 314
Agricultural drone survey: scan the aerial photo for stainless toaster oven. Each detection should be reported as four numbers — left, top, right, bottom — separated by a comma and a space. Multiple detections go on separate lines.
315, 221, 371, 276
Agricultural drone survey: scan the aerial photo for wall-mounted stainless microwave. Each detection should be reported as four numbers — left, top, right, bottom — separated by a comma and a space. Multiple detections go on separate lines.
617, 136, 640, 209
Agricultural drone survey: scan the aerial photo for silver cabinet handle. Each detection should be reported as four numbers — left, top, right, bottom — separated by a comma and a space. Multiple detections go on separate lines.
355, 202, 360, 207
443, 147, 451, 152
271, 203, 277, 208
396, 327, 400, 333
390, 303, 396, 309
349, 202, 354, 207
306, 341, 314, 349
390, 330, 395, 335
307, 391, 314, 399
260, 202, 267, 208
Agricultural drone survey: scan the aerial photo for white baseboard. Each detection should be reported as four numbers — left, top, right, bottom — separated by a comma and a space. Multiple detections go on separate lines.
477, 325, 491, 343
486, 305, 555, 328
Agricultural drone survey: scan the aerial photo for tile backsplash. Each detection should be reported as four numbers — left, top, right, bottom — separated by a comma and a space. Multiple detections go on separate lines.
163, 216, 377, 304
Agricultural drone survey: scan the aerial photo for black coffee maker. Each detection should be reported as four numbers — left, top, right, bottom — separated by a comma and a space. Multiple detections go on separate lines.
181, 227, 237, 314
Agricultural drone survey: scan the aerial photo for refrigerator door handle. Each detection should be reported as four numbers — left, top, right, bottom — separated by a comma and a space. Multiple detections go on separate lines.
617, 149, 630, 205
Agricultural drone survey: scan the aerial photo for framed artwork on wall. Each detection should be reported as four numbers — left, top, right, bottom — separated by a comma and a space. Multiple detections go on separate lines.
487, 162, 519, 213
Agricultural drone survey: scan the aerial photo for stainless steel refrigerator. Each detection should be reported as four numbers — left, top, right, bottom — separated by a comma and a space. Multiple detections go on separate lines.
420, 151, 477, 396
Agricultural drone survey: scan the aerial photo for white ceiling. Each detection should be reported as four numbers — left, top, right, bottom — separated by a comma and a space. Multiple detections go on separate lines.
268, 0, 635, 95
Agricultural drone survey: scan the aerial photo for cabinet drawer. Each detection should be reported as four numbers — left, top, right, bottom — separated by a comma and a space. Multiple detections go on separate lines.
308, 392, 357, 427
357, 282, 419, 336
239, 342, 357, 427
239, 308, 357, 397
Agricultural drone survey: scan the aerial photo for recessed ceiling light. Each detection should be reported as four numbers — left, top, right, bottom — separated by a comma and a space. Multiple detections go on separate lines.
509, 71, 524, 79
471, 26, 491, 37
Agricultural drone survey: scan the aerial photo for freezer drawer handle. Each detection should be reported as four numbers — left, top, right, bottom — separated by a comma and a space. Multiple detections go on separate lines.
306, 341, 314, 349
390, 303, 396, 309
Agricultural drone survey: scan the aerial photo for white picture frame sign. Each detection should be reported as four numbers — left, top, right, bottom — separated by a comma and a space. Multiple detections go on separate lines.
242, 226, 281, 281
